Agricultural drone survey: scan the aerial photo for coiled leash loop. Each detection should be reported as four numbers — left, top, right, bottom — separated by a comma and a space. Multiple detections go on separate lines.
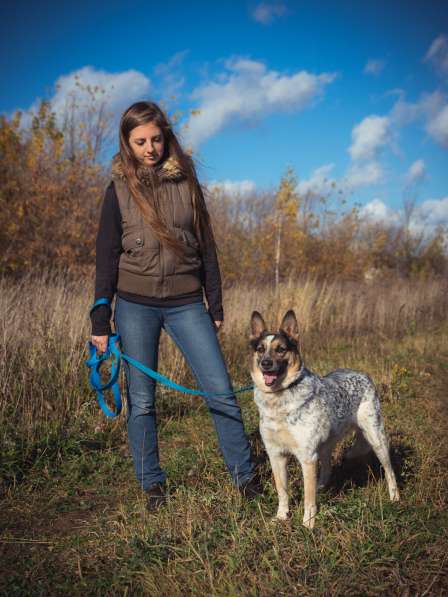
86, 298, 254, 417
86, 332, 122, 417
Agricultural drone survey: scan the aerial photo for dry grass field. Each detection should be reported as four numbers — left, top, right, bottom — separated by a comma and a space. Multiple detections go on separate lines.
1, 267, 447, 595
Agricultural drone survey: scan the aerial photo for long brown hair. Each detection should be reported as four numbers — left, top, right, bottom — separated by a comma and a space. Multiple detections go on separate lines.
118, 101, 215, 255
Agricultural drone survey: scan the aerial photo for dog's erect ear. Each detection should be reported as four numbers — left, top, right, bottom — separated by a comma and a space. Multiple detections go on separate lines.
280, 310, 299, 342
250, 311, 266, 340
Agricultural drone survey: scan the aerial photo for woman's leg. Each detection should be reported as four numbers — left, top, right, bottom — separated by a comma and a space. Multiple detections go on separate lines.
114, 296, 165, 490
163, 302, 254, 486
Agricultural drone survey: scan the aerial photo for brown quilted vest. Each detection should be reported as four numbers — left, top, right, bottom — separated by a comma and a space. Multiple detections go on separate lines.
111, 155, 203, 298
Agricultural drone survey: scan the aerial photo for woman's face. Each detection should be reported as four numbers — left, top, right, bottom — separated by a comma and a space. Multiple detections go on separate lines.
129, 121, 165, 166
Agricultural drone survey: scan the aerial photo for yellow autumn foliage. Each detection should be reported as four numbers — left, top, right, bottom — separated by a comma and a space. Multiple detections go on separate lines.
0, 96, 446, 282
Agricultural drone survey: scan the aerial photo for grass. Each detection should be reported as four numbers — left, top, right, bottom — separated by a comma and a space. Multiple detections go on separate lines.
1, 268, 447, 595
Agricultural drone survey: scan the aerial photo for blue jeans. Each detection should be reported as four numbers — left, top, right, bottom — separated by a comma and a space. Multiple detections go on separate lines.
113, 296, 254, 490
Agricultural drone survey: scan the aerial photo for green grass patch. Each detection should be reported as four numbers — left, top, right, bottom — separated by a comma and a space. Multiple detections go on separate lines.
1, 320, 447, 594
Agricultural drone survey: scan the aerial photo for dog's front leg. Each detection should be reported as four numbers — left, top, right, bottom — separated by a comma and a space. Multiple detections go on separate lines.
301, 460, 318, 529
268, 451, 289, 520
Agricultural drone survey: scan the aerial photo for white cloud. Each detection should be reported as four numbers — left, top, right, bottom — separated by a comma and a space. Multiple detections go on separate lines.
359, 198, 401, 225
185, 58, 337, 146
154, 50, 189, 76
389, 92, 422, 126
413, 197, 448, 234
423, 196, 448, 223
251, 2, 287, 24
404, 159, 426, 185
424, 34, 448, 77
364, 59, 385, 76
207, 179, 257, 196
360, 196, 448, 238
296, 163, 337, 196
345, 161, 384, 188
296, 160, 383, 198
385, 40, 448, 152
154, 50, 189, 97
51, 66, 150, 118
349, 115, 391, 161
426, 104, 448, 148
390, 89, 448, 149
420, 89, 447, 113
19, 66, 150, 129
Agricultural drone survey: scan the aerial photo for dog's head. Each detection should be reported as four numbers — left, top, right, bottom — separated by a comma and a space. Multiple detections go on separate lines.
249, 310, 303, 393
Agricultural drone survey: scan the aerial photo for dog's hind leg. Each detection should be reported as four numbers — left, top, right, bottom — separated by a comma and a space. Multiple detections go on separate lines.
268, 451, 289, 520
356, 400, 400, 502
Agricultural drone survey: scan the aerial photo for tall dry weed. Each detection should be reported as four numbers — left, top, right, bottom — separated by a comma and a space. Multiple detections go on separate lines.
0, 267, 447, 446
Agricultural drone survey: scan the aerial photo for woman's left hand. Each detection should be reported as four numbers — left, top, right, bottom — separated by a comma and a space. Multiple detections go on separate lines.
214, 320, 223, 332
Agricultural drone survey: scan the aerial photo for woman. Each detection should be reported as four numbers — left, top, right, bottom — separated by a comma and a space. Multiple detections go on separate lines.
90, 101, 257, 510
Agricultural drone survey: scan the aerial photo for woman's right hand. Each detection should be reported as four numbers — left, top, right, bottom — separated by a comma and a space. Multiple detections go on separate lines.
91, 335, 109, 356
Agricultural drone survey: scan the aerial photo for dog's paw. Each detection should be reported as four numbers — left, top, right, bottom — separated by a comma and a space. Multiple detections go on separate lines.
302, 517, 315, 529
274, 510, 289, 521
302, 506, 317, 529
390, 488, 400, 502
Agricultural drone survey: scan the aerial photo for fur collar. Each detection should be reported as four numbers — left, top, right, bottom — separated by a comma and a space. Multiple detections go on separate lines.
111, 153, 186, 185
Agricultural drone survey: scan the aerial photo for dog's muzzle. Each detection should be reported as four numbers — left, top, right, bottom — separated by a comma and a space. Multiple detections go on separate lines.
260, 358, 281, 386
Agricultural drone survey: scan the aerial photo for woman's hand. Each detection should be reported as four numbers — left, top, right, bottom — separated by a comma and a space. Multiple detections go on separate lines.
214, 320, 223, 332
91, 335, 109, 355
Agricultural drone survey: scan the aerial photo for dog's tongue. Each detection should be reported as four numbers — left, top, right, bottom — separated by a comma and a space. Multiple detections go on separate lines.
263, 373, 277, 386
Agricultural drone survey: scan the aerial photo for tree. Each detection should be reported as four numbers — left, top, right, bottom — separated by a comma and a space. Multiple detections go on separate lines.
274, 166, 299, 291
59, 76, 112, 163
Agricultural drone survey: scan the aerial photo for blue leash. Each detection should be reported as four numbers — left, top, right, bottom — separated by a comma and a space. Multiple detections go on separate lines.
86, 298, 254, 417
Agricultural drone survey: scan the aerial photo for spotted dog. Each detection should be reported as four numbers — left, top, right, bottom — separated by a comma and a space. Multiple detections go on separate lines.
250, 310, 400, 528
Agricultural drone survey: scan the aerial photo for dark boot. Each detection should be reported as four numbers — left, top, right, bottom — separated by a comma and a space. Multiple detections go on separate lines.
146, 482, 167, 512
238, 476, 264, 500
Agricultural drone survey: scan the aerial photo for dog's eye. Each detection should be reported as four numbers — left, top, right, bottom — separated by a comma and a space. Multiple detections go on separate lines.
276, 346, 287, 354
256, 346, 264, 354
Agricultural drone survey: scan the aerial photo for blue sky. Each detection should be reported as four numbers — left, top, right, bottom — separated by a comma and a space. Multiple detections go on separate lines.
1, 0, 447, 233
